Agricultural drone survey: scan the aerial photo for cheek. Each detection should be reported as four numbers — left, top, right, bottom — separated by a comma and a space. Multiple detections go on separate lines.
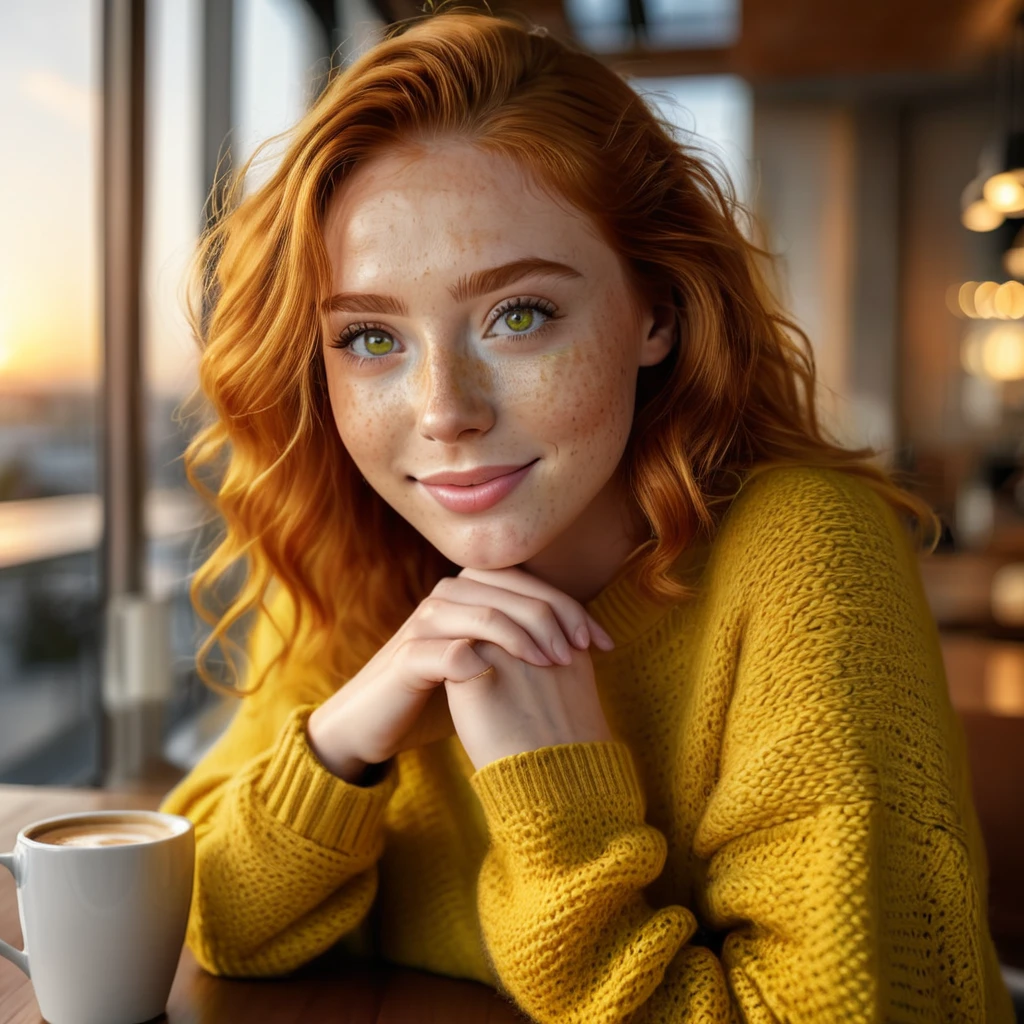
326, 370, 403, 465
515, 341, 636, 448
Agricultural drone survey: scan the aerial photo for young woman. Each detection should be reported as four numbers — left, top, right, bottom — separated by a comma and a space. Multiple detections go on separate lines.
159, 6, 1014, 1021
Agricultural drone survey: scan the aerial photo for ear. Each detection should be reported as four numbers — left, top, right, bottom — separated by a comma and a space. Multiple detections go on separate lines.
638, 300, 679, 368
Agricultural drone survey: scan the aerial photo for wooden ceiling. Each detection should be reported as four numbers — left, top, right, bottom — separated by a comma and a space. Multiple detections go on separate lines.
732, 0, 1018, 80
376, 0, 1021, 82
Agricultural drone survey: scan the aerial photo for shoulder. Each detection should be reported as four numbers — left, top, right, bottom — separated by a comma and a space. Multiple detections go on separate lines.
722, 463, 898, 545
705, 464, 923, 616
713, 464, 906, 570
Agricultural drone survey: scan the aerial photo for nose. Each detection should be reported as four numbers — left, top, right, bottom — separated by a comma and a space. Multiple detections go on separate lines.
416, 343, 496, 443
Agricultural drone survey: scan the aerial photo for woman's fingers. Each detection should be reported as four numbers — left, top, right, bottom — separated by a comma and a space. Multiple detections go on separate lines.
407, 598, 557, 667
394, 635, 499, 695
450, 567, 616, 651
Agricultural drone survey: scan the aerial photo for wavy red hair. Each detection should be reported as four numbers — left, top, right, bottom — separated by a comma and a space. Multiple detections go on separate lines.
184, 3, 940, 697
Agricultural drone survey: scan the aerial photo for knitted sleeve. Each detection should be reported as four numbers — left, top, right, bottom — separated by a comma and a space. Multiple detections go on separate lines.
158, 587, 398, 979
467, 467, 1014, 1024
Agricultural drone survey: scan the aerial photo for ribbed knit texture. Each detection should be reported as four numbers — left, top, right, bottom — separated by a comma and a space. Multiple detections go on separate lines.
159, 466, 1014, 1021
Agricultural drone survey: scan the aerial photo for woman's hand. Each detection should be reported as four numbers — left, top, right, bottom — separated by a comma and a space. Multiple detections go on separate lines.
306, 565, 614, 783
444, 566, 618, 772
445, 635, 615, 772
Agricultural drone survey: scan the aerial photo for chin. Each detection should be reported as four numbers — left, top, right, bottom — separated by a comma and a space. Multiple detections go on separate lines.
426, 531, 536, 573
449, 547, 526, 572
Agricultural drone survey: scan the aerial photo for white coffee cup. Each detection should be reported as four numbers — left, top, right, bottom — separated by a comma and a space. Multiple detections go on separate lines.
0, 809, 194, 1024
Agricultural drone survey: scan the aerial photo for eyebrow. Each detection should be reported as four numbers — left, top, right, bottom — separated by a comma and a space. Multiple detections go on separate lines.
323, 256, 584, 316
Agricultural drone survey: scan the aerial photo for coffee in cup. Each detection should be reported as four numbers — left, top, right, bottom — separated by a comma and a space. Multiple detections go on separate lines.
0, 809, 194, 1024
30, 816, 176, 848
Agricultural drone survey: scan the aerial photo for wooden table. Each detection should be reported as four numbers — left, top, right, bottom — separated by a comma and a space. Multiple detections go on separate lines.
0, 785, 528, 1023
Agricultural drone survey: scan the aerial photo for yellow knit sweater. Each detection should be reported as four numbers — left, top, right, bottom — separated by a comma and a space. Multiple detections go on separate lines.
159, 466, 1014, 1023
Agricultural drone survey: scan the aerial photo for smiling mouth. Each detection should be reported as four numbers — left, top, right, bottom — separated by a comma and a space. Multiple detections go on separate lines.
415, 459, 538, 513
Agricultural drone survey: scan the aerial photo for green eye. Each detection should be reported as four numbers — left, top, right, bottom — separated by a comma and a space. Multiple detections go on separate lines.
504, 308, 534, 332
329, 323, 398, 362
489, 296, 558, 338
364, 330, 394, 355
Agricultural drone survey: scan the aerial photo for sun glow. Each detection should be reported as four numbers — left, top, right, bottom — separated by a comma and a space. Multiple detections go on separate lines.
0, 321, 14, 372
0, 279, 100, 387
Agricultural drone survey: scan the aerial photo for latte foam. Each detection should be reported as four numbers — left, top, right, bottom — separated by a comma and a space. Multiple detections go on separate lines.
31, 819, 174, 848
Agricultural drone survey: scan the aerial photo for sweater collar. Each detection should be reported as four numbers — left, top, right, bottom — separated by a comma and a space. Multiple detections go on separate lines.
583, 538, 705, 648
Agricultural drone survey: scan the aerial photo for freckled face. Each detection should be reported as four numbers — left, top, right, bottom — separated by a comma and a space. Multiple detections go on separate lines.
320, 140, 656, 570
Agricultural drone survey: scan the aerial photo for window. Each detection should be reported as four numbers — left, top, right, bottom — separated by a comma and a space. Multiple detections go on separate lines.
0, 2, 104, 784
634, 74, 753, 206
564, 0, 740, 52
0, 0, 329, 784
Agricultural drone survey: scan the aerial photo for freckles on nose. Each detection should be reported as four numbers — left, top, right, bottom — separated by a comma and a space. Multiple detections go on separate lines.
415, 348, 495, 398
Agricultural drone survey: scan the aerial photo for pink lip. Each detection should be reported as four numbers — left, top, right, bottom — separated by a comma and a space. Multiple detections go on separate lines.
418, 462, 535, 486
419, 460, 537, 513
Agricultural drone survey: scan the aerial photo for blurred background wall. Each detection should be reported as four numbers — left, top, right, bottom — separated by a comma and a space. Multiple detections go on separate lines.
1, 0, 1023, 975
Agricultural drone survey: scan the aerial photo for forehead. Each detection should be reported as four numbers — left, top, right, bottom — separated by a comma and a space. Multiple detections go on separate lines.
321, 141, 614, 287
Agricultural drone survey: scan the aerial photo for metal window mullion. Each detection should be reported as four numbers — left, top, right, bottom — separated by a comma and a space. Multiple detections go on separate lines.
100, 0, 146, 602
100, 0, 177, 788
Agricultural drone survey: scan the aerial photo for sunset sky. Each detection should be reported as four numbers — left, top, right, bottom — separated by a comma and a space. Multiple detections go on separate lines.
1, 2, 102, 389
0, 0, 749, 396
0, 0, 318, 396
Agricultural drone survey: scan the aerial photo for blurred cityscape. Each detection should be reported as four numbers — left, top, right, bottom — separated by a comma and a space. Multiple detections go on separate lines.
0, 390, 207, 784
0, 391, 190, 500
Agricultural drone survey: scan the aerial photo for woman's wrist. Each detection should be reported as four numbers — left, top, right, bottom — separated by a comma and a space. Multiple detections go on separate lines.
305, 707, 371, 784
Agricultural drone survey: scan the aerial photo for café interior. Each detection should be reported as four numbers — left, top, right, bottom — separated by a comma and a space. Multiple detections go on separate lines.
2, 0, 1024, 1017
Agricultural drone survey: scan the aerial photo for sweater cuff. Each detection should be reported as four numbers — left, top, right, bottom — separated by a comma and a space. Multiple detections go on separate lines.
469, 740, 645, 837
256, 703, 398, 851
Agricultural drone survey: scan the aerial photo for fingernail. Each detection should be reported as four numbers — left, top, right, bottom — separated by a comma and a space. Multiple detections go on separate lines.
552, 634, 572, 665
573, 626, 589, 649
595, 626, 615, 649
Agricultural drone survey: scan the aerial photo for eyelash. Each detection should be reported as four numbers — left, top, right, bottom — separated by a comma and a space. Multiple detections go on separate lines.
327, 296, 560, 366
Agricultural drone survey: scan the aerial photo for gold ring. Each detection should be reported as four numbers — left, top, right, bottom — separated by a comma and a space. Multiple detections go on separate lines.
460, 664, 496, 683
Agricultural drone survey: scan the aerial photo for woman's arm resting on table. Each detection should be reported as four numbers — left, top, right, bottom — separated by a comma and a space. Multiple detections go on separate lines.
159, 590, 397, 979
467, 468, 1015, 1024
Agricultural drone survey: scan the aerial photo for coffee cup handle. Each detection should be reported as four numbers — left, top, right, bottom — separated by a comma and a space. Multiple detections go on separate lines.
0, 852, 30, 977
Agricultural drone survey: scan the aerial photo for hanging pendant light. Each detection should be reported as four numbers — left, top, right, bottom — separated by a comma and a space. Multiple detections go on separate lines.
982, 11, 1024, 213
963, 177, 1006, 231
963, 140, 1007, 230
983, 132, 1024, 213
